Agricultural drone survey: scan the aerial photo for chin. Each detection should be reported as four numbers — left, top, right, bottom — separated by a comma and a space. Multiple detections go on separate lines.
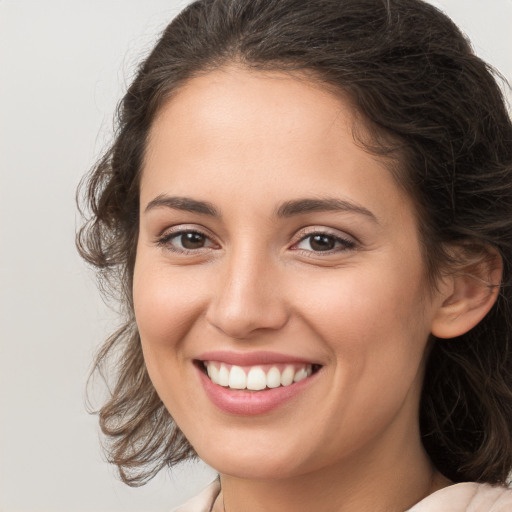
196, 443, 309, 480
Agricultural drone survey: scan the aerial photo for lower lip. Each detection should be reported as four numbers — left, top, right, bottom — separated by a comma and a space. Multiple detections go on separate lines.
197, 365, 318, 416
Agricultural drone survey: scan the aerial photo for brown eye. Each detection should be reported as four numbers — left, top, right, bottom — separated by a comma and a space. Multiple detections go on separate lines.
294, 232, 355, 253
180, 232, 207, 249
309, 234, 336, 251
157, 229, 216, 253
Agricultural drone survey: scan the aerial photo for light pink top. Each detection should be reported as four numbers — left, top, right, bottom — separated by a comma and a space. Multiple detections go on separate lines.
407, 482, 512, 511
173, 480, 512, 512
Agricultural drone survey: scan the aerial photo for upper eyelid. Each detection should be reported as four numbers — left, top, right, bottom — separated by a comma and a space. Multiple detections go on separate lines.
157, 223, 216, 239
288, 228, 359, 257
155, 224, 357, 247
155, 225, 220, 251
295, 233, 352, 245
292, 226, 357, 243
155, 228, 219, 256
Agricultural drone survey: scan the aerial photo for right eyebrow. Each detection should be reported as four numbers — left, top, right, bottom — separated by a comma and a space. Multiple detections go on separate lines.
144, 194, 219, 216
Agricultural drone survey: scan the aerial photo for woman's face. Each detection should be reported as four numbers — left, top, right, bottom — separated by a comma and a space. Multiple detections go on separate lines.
134, 67, 445, 479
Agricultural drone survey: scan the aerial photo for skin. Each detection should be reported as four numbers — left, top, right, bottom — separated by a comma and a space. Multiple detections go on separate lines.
133, 66, 463, 511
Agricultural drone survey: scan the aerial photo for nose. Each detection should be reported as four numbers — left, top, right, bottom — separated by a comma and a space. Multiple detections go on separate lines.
205, 250, 290, 340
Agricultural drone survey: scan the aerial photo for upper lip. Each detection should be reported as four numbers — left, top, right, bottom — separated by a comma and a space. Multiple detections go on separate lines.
196, 350, 321, 366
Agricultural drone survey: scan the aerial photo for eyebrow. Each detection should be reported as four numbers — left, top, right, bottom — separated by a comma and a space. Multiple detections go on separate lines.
144, 194, 378, 223
144, 195, 219, 216
275, 197, 378, 223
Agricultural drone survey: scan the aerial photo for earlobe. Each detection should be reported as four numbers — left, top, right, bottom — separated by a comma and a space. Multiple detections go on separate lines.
431, 248, 503, 339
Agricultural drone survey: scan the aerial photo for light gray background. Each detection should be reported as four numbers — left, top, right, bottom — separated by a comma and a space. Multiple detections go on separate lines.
0, 1, 511, 511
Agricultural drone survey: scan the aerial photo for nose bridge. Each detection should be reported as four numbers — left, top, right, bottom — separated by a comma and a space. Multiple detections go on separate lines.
206, 241, 289, 339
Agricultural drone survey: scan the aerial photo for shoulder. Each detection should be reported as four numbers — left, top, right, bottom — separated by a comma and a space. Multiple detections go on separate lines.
171, 479, 221, 512
407, 482, 512, 512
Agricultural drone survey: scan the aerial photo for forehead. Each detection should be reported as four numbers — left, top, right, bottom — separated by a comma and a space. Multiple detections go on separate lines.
141, 66, 414, 225
145, 66, 357, 167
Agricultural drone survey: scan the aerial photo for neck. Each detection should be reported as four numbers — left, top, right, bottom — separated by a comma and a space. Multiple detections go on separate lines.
214, 418, 450, 512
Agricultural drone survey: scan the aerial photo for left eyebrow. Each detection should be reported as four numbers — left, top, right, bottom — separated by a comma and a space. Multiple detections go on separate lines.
275, 197, 378, 223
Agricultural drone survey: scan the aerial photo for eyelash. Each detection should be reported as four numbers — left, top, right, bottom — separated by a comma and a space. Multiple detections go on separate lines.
291, 230, 356, 255
155, 227, 356, 255
156, 228, 217, 254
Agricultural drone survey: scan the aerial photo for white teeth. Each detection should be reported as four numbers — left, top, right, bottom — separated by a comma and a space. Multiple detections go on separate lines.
204, 362, 316, 390
247, 367, 267, 390
280, 365, 295, 386
228, 365, 246, 389
207, 363, 219, 383
266, 366, 281, 388
218, 364, 230, 386
293, 367, 308, 383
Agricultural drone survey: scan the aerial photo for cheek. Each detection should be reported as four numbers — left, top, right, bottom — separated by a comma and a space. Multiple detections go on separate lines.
293, 257, 432, 399
297, 265, 430, 436
296, 261, 428, 341
133, 255, 206, 350
132, 257, 205, 410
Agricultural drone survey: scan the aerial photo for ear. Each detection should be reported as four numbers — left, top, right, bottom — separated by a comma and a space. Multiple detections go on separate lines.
431, 246, 503, 339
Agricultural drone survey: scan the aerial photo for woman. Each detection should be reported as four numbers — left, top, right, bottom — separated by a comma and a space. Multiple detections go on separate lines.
77, 0, 512, 510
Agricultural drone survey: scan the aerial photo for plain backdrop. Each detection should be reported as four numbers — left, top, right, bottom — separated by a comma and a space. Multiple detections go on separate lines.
0, 1, 511, 511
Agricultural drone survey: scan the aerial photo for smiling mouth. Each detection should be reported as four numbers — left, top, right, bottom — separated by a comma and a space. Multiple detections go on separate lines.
197, 361, 322, 391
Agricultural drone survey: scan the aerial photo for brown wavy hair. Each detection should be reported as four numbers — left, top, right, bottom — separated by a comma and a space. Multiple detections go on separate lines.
77, 0, 512, 486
